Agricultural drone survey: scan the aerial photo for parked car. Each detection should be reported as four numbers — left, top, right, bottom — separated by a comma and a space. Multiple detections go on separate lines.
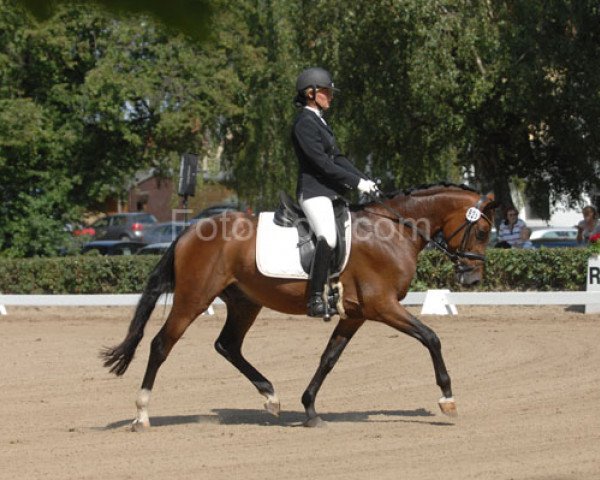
136, 242, 172, 255
91, 213, 157, 241
81, 240, 146, 256
141, 222, 187, 244
530, 227, 578, 249
529, 227, 578, 240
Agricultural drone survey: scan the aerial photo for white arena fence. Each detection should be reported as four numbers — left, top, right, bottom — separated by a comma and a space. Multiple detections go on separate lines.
0, 290, 598, 315
0, 294, 221, 316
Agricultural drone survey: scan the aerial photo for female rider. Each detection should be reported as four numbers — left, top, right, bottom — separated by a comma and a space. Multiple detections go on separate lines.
291, 67, 379, 319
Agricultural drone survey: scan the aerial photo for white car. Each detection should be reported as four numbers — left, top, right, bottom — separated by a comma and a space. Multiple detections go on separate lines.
529, 228, 578, 240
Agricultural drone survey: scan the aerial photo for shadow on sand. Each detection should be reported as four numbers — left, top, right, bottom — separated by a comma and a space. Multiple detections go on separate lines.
103, 407, 454, 430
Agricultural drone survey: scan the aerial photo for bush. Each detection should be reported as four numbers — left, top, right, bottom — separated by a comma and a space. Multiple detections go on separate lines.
0, 255, 158, 294
0, 248, 590, 294
413, 248, 589, 291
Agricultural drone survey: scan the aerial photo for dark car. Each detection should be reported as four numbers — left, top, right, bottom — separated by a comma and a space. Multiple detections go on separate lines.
81, 240, 146, 255
136, 242, 172, 255
140, 222, 187, 244
91, 213, 157, 241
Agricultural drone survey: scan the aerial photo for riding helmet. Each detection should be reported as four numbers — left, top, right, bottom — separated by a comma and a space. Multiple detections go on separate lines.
295, 67, 339, 93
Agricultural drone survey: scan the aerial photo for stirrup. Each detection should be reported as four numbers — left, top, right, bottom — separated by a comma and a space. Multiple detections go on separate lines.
307, 293, 337, 321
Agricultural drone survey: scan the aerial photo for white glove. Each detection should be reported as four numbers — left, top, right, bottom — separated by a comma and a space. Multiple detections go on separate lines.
357, 179, 379, 194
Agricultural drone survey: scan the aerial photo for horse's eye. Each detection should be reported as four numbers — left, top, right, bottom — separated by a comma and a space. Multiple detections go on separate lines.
475, 229, 488, 241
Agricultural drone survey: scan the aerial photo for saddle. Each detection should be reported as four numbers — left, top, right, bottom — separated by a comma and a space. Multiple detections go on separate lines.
273, 191, 349, 275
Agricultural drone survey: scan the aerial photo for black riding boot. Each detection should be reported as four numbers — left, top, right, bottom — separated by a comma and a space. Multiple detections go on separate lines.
307, 237, 336, 320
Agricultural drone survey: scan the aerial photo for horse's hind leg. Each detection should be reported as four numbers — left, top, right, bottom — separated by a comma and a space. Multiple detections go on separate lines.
132, 291, 214, 431
301, 318, 364, 427
214, 286, 279, 415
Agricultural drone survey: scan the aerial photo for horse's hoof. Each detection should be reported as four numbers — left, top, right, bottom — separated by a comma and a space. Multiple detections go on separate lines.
438, 397, 458, 417
303, 416, 326, 428
264, 394, 281, 417
131, 419, 150, 432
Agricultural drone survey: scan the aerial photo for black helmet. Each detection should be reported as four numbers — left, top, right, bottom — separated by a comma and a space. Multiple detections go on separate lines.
295, 67, 339, 93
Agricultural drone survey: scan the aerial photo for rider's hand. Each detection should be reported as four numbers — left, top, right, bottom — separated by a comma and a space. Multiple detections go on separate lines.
357, 179, 379, 195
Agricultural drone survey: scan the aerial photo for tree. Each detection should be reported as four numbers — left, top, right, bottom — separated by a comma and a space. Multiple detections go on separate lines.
439, 0, 600, 211
0, 0, 249, 255
218, 0, 301, 210
294, 0, 600, 210
287, 1, 476, 189
2, 0, 599, 257
14, 0, 212, 40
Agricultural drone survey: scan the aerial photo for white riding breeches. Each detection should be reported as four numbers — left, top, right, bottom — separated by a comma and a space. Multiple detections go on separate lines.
300, 195, 337, 249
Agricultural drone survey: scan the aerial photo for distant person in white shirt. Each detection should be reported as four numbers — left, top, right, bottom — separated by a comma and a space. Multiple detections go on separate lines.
576, 205, 600, 245
496, 207, 527, 248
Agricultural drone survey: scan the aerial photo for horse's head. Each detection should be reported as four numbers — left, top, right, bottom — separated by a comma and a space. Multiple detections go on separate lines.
439, 192, 497, 286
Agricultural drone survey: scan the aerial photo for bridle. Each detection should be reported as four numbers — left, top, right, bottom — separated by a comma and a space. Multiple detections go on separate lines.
437, 195, 494, 263
365, 194, 494, 269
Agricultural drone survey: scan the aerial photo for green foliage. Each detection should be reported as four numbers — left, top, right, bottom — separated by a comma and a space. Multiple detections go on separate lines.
14, 0, 212, 41
0, 0, 247, 255
413, 248, 589, 292
292, 0, 600, 204
219, 0, 301, 210
0, 249, 589, 294
588, 235, 600, 256
1, 0, 599, 256
0, 255, 158, 293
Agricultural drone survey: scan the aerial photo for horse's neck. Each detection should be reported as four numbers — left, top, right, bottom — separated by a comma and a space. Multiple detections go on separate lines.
392, 192, 458, 232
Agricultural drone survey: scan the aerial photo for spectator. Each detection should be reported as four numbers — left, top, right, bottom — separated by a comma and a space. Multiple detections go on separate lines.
514, 227, 534, 249
497, 207, 527, 247
576, 205, 600, 245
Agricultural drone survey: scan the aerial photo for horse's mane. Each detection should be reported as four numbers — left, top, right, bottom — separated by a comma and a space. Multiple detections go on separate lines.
385, 181, 478, 197
350, 182, 478, 212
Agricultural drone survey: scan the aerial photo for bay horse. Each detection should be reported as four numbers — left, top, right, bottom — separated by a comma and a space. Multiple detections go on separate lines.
102, 183, 496, 429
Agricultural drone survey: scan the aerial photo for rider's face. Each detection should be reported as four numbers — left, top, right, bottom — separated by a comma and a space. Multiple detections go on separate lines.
314, 88, 333, 110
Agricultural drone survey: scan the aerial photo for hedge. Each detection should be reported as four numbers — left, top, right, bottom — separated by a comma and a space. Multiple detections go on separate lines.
412, 248, 590, 292
0, 248, 591, 294
0, 256, 158, 294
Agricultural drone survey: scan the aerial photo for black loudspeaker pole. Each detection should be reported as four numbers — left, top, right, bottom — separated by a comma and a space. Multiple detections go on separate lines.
178, 153, 198, 225
183, 194, 189, 224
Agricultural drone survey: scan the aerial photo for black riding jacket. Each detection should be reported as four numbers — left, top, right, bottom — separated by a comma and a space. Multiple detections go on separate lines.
292, 108, 366, 200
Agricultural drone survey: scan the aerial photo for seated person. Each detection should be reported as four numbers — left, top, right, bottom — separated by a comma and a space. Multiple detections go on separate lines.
577, 205, 600, 245
497, 207, 527, 247
514, 227, 534, 249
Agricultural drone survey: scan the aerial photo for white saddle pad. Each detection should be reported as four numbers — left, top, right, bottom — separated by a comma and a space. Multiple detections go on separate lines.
256, 212, 352, 279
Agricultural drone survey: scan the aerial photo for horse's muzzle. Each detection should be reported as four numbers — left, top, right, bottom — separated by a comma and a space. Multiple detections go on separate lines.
455, 263, 482, 286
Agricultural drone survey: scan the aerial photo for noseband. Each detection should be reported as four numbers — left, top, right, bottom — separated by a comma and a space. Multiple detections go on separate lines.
367, 194, 493, 269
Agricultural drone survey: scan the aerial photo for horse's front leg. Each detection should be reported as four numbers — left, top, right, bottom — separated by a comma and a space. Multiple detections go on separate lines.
301, 318, 364, 427
372, 301, 456, 417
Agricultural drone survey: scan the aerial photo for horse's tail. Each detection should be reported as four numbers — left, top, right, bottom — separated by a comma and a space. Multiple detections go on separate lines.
101, 239, 178, 376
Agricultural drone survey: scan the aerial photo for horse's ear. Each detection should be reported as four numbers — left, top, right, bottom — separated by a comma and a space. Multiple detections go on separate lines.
483, 192, 498, 212
484, 200, 499, 212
